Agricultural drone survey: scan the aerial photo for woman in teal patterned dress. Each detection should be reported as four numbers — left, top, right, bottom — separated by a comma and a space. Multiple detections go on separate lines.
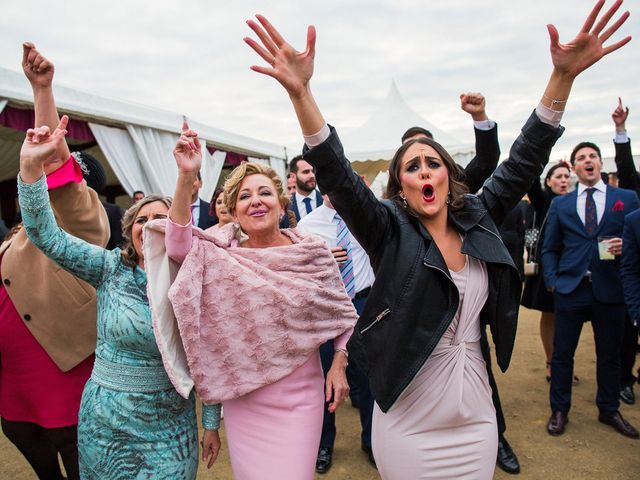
17, 116, 221, 479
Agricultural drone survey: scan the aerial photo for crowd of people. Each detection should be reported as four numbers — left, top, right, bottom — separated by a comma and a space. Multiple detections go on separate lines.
1, 1, 639, 479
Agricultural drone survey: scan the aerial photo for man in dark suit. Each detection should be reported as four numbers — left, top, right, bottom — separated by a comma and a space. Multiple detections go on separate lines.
610, 98, 640, 406
542, 140, 640, 438
190, 171, 217, 229
403, 93, 521, 475
621, 209, 640, 335
288, 155, 323, 221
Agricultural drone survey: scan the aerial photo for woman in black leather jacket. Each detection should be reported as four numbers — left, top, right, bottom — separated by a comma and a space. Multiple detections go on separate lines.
244, 2, 631, 478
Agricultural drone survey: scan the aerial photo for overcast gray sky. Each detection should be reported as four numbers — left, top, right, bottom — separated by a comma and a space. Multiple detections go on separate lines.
1, 0, 638, 161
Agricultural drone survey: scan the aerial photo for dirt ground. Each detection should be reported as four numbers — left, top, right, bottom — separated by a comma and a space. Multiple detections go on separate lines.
1, 306, 639, 479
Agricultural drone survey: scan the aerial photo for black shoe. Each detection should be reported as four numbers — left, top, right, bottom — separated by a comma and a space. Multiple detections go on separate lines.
598, 411, 640, 439
547, 411, 568, 436
620, 385, 635, 405
361, 444, 376, 468
315, 447, 332, 474
496, 435, 520, 474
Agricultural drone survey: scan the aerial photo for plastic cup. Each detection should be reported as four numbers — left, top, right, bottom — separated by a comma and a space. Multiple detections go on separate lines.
598, 236, 615, 261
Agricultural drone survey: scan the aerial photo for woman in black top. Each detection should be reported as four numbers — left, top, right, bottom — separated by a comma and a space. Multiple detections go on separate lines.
521, 161, 571, 380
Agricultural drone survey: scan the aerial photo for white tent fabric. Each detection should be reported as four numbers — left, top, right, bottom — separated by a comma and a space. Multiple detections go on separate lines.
126, 125, 180, 196
89, 123, 155, 195
201, 149, 226, 202
0, 66, 287, 191
269, 157, 287, 184
0, 99, 7, 115
340, 81, 475, 165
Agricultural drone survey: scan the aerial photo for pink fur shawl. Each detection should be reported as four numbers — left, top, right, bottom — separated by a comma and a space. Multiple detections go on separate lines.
149, 222, 357, 404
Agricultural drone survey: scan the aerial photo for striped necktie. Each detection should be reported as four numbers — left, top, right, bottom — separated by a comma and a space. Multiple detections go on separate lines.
333, 213, 356, 298
584, 187, 597, 235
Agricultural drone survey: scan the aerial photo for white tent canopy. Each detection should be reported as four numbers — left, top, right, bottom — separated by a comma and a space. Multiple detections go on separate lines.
0, 66, 287, 200
340, 81, 475, 164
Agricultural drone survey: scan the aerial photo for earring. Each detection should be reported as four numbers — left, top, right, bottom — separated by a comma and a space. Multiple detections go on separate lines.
446, 193, 451, 205
400, 193, 408, 209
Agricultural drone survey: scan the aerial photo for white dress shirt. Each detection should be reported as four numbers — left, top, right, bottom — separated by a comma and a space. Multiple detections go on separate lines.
576, 179, 607, 225
294, 191, 319, 219
190, 199, 200, 226
298, 204, 375, 294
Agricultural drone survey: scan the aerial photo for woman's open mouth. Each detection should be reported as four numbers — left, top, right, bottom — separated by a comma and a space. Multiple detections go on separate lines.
422, 184, 435, 203
250, 210, 267, 217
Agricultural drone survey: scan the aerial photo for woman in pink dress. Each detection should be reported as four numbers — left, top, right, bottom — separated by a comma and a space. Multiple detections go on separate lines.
243, 2, 631, 478
159, 129, 358, 479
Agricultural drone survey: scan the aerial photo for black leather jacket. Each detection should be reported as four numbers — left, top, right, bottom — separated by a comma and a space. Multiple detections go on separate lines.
303, 111, 563, 412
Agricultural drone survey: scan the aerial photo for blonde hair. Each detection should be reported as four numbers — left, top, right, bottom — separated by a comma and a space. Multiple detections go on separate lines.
120, 194, 172, 268
223, 162, 288, 214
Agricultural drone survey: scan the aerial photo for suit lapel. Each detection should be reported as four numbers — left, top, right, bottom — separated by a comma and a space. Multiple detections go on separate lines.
290, 193, 301, 221
565, 191, 587, 234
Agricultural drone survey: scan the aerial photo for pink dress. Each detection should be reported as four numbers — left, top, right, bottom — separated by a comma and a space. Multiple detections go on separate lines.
372, 255, 497, 479
164, 219, 351, 479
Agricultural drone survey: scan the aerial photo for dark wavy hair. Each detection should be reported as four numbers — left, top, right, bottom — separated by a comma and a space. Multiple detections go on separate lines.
570, 141, 601, 165
208, 187, 225, 220
386, 137, 469, 212
543, 161, 571, 193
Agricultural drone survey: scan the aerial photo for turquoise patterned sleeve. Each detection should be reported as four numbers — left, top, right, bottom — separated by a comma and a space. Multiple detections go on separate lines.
202, 403, 222, 430
18, 174, 112, 288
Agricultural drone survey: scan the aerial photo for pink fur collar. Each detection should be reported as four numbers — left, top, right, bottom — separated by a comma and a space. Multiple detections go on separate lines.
167, 225, 357, 404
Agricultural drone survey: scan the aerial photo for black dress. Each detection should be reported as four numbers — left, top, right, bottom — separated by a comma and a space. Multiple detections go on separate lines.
521, 180, 557, 313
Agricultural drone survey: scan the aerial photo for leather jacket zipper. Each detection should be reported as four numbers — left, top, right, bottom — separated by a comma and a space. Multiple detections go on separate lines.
360, 307, 391, 334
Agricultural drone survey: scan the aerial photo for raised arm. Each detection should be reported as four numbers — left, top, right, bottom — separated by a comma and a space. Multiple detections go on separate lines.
18, 118, 111, 287
244, 16, 393, 258
22, 42, 70, 170
23, 43, 108, 247
165, 123, 202, 263
482, 0, 631, 225
612, 97, 639, 193
459, 93, 500, 194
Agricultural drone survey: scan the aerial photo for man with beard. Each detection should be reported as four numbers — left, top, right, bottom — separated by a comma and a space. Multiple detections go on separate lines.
288, 155, 323, 221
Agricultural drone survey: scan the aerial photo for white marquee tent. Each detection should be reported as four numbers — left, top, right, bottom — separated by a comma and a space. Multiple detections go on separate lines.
0, 66, 288, 204
338, 81, 475, 197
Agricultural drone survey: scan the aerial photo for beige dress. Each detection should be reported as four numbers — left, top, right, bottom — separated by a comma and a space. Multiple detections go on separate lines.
372, 255, 498, 479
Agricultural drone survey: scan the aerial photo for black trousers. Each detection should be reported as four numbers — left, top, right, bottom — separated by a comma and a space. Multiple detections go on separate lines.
480, 327, 507, 436
319, 294, 374, 449
551, 281, 625, 415
1, 417, 80, 480
620, 315, 639, 387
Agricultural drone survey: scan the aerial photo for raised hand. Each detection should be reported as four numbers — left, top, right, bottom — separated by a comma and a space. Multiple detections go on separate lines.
22, 42, 54, 89
548, 0, 631, 80
173, 121, 202, 174
244, 15, 316, 100
20, 116, 69, 183
612, 96, 629, 130
460, 92, 488, 122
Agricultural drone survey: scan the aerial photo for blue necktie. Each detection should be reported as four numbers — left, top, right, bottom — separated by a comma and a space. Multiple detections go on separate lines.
333, 213, 356, 298
585, 187, 597, 235
302, 197, 312, 214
